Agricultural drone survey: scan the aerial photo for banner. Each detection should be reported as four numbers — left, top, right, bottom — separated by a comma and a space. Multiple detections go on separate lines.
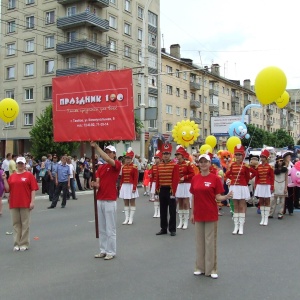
52, 69, 135, 142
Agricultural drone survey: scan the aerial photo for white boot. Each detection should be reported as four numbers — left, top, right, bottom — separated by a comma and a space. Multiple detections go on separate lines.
182, 210, 189, 229
232, 213, 239, 234
263, 207, 270, 226
260, 206, 265, 225
123, 207, 129, 224
153, 202, 158, 218
177, 210, 184, 229
238, 213, 245, 235
156, 203, 160, 218
128, 207, 136, 225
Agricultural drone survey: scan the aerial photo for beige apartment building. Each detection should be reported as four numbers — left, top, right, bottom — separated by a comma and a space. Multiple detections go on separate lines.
0, 0, 160, 156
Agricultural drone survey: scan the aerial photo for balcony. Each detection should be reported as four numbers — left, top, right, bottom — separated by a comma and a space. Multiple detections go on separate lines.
190, 117, 201, 124
209, 89, 219, 96
57, 11, 109, 32
280, 122, 286, 129
190, 100, 200, 108
148, 87, 158, 95
209, 104, 219, 112
56, 39, 109, 57
288, 125, 294, 131
266, 108, 273, 115
189, 82, 200, 90
231, 95, 239, 103
56, 66, 99, 77
57, 0, 109, 8
288, 113, 294, 121
266, 120, 273, 126
286, 103, 294, 112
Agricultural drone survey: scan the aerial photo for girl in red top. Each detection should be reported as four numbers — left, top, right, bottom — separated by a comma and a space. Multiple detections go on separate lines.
149, 150, 162, 217
190, 154, 232, 279
225, 145, 255, 235
175, 146, 195, 229
119, 147, 139, 225
254, 149, 275, 226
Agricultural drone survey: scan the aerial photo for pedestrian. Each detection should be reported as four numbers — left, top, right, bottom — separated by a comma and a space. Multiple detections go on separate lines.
155, 143, 180, 236
67, 156, 77, 200
9, 154, 17, 176
2, 157, 39, 251
119, 147, 139, 225
40, 156, 48, 194
283, 151, 295, 215
47, 155, 71, 209
73, 155, 83, 191
90, 142, 121, 260
142, 165, 150, 196
2, 153, 11, 179
48, 154, 59, 203
254, 149, 275, 225
190, 154, 233, 279
175, 146, 195, 230
0, 168, 4, 215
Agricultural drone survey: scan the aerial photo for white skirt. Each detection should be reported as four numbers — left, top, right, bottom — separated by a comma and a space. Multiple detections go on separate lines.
150, 182, 156, 194
119, 183, 139, 199
175, 183, 191, 198
229, 185, 250, 200
254, 184, 271, 198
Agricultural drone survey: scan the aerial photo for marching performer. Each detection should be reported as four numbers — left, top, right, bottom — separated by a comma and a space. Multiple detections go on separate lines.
119, 147, 139, 225
254, 149, 274, 226
175, 146, 195, 229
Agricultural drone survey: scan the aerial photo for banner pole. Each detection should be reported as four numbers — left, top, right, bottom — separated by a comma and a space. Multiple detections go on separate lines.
92, 146, 99, 238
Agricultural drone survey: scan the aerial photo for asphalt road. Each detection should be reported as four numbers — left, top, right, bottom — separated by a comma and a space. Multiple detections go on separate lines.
0, 186, 299, 300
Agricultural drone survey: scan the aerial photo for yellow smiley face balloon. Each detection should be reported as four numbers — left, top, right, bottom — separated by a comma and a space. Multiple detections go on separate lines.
0, 98, 19, 123
172, 120, 200, 147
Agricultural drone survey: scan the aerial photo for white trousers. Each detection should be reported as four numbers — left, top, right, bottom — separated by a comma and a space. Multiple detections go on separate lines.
97, 201, 117, 256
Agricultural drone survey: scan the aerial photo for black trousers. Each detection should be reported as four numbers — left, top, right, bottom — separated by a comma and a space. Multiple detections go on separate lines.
286, 186, 294, 214
159, 186, 176, 233
52, 182, 68, 207
75, 173, 83, 190
48, 179, 55, 202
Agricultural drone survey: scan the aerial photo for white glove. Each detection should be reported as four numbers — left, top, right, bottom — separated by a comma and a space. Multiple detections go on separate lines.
170, 196, 176, 200
226, 179, 231, 185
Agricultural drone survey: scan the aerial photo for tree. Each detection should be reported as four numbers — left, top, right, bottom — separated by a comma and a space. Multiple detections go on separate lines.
29, 105, 79, 158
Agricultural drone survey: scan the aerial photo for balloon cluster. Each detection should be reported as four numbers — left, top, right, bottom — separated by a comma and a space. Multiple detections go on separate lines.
0, 98, 19, 123
172, 120, 200, 147
255, 66, 289, 108
199, 135, 217, 154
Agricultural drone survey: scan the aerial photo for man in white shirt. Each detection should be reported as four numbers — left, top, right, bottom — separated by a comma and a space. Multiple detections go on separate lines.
67, 156, 77, 200
2, 153, 11, 179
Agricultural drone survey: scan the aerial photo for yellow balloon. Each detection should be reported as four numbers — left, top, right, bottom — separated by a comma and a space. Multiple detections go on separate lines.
275, 91, 290, 108
199, 144, 212, 155
226, 136, 241, 154
205, 135, 217, 148
255, 66, 287, 105
0, 98, 19, 123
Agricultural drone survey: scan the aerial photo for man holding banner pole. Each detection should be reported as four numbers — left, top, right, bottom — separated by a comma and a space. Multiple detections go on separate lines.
90, 142, 121, 260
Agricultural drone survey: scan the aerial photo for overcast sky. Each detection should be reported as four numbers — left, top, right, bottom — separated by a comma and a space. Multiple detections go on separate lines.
160, 0, 300, 89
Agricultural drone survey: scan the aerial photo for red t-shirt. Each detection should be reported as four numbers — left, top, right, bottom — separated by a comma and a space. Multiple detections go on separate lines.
190, 173, 224, 222
8, 172, 39, 209
96, 160, 122, 200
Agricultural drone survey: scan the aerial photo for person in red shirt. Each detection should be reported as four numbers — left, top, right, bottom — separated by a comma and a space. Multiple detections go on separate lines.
119, 147, 139, 225
2, 157, 39, 251
254, 149, 275, 226
175, 146, 195, 230
190, 154, 232, 279
225, 145, 255, 235
90, 142, 122, 260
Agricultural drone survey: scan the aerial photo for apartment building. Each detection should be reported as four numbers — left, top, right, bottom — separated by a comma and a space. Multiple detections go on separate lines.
0, 0, 160, 156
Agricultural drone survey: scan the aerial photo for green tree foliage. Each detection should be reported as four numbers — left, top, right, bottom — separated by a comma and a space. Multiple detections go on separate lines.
29, 105, 79, 158
242, 124, 294, 148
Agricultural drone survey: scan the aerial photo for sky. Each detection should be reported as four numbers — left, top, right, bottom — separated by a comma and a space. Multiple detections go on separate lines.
160, 0, 300, 89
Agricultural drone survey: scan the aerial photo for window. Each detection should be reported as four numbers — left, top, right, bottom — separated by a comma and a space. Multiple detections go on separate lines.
109, 39, 116, 52
166, 85, 172, 95
199, 95, 202, 102
67, 31, 76, 42
26, 16, 35, 29
125, 0, 131, 12
175, 69, 180, 78
109, 63, 117, 70
227, 103, 230, 110
166, 65, 172, 75
183, 108, 187, 118
191, 93, 195, 100
109, 16, 117, 29
149, 96, 157, 107
148, 11, 157, 27
166, 105, 172, 114
25, 88, 34, 101
222, 102, 225, 109
138, 6, 144, 19
45, 60, 54, 74
190, 74, 196, 82
66, 57, 77, 68
176, 88, 180, 97
46, 11, 55, 24
183, 72, 187, 80
6, 66, 15, 79
92, 59, 97, 68
6, 90, 14, 98
24, 113, 33, 126
148, 53, 157, 68
204, 96, 207, 104
138, 28, 143, 41
204, 113, 208, 121
138, 50, 142, 62
148, 75, 156, 87
26, 0, 34, 4
7, 43, 16, 56
91, 33, 97, 43
149, 120, 157, 128
124, 22, 131, 35
148, 32, 157, 47
8, 0, 16, 9
45, 35, 54, 49
124, 45, 131, 58
7, 21, 16, 33
44, 86, 52, 100
25, 63, 34, 76
183, 90, 187, 99
25, 39, 34, 52
5, 121, 15, 128
110, 0, 116, 4
176, 107, 180, 116
67, 6, 76, 16
166, 123, 172, 132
